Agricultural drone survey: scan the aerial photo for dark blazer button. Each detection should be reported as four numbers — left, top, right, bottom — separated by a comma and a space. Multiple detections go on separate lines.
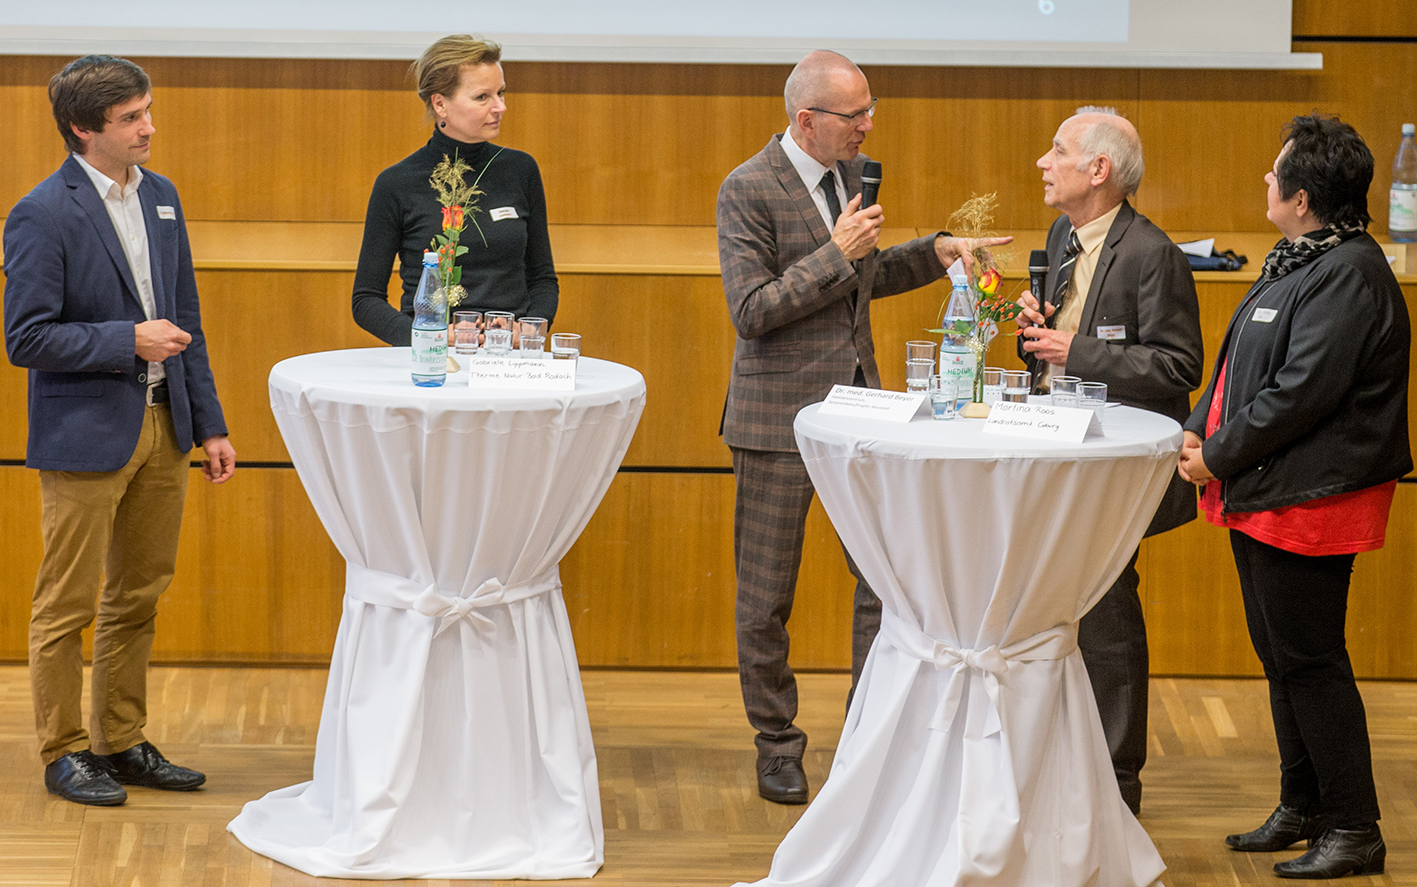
138, 372, 147, 383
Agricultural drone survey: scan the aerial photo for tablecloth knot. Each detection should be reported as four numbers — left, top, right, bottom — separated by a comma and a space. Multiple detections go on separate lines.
881, 610, 1078, 739
343, 563, 562, 638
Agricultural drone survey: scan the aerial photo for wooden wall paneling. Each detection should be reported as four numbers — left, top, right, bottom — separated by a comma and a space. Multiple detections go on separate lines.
1292, 0, 1417, 38
0, 271, 28, 460
561, 472, 857, 670
1349, 484, 1417, 677
554, 273, 735, 468
194, 269, 384, 463
1137, 42, 1417, 238
0, 468, 42, 659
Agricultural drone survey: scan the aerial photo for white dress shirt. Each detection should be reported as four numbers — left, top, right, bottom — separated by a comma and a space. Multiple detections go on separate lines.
73, 153, 164, 386
780, 130, 850, 233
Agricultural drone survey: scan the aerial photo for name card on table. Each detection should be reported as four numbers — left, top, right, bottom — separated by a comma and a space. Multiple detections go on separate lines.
466, 356, 576, 391
817, 385, 928, 423
981, 400, 1099, 442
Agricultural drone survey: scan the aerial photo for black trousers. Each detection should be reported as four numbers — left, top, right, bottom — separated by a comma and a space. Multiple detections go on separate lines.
1079, 549, 1148, 813
1230, 530, 1380, 828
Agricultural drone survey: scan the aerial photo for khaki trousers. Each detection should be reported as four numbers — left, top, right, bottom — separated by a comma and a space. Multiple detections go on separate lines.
29, 403, 190, 765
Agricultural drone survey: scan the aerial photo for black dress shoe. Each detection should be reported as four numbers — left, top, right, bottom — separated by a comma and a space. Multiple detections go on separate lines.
1226, 804, 1323, 852
96, 742, 205, 791
757, 756, 808, 805
1274, 825, 1385, 879
45, 750, 127, 806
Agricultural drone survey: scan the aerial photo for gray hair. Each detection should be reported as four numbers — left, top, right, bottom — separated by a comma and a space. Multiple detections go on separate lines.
784, 50, 861, 120
1074, 105, 1144, 196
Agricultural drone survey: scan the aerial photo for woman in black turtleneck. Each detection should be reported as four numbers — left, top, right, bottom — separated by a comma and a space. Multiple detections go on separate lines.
352, 35, 557, 346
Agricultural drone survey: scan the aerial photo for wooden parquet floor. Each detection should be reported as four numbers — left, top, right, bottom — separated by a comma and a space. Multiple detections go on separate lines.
0, 667, 1413, 886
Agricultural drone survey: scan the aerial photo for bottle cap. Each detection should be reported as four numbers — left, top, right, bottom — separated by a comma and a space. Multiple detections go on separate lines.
1404, 123, 1415, 135
423, 251, 438, 266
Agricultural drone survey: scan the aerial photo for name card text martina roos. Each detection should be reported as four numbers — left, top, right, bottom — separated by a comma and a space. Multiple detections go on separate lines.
466, 356, 576, 391
816, 385, 927, 422
982, 400, 1099, 442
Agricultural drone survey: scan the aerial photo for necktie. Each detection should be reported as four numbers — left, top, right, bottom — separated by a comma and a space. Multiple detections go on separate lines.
820, 170, 843, 229
1052, 229, 1084, 310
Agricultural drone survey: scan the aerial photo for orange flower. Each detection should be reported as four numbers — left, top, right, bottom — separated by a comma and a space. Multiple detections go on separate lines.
450, 205, 465, 230
441, 206, 453, 229
977, 267, 1001, 295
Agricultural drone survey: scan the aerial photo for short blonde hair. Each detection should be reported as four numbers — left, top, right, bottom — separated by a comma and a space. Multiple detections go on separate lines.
413, 35, 502, 116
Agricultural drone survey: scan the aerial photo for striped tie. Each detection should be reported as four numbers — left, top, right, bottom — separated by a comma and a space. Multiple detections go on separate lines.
1053, 229, 1084, 311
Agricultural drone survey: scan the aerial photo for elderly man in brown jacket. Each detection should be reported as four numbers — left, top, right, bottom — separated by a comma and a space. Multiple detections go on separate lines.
716, 49, 1006, 804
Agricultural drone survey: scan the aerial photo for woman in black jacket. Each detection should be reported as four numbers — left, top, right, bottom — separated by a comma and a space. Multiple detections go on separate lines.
351, 35, 558, 346
1179, 114, 1411, 879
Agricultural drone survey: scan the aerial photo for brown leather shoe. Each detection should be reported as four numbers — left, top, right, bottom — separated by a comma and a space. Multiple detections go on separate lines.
96, 742, 205, 791
1226, 804, 1323, 852
1274, 824, 1385, 879
45, 750, 127, 806
758, 756, 808, 805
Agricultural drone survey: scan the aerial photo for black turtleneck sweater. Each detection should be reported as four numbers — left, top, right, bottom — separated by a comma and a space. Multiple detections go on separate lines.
352, 130, 558, 345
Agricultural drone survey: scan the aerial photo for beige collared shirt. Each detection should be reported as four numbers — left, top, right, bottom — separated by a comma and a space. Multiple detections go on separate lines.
73, 153, 164, 386
1042, 201, 1122, 385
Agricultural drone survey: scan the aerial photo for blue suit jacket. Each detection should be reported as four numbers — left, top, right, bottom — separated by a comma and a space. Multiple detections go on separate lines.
3, 156, 226, 471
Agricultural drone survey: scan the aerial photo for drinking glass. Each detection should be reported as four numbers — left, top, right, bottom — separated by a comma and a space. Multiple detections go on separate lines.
550, 333, 581, 360
1078, 381, 1108, 417
484, 311, 515, 355
453, 311, 481, 361
929, 375, 956, 421
982, 367, 1004, 405
1051, 374, 1081, 408
906, 340, 937, 364
1002, 370, 1031, 403
906, 358, 934, 394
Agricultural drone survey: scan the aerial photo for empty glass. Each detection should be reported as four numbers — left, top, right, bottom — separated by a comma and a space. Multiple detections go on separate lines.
484, 311, 515, 355
550, 333, 581, 360
906, 358, 934, 394
1002, 370, 1031, 403
453, 311, 481, 361
1078, 381, 1108, 417
929, 375, 956, 420
1051, 374, 1081, 408
982, 367, 1004, 405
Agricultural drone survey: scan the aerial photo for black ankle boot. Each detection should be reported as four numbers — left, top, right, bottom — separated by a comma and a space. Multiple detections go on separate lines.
1226, 804, 1322, 852
1274, 824, 1385, 879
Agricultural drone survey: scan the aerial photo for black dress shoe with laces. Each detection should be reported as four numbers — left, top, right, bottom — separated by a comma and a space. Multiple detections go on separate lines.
1274, 824, 1385, 879
45, 750, 127, 806
1226, 804, 1323, 852
757, 756, 808, 805
96, 742, 205, 791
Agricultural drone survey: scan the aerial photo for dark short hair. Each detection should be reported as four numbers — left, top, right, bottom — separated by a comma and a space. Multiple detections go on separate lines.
48, 55, 151, 154
1276, 112, 1373, 229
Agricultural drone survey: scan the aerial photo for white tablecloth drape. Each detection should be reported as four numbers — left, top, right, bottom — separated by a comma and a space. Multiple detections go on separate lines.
228, 349, 645, 880
736, 403, 1181, 887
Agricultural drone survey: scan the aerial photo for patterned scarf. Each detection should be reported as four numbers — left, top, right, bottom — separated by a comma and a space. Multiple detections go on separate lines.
1260, 222, 1366, 280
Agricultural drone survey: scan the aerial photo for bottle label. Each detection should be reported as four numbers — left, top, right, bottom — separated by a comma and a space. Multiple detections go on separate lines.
411, 327, 447, 374
1391, 188, 1417, 233
939, 349, 976, 384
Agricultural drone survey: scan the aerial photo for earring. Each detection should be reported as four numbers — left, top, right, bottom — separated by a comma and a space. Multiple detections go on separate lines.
439, 120, 447, 128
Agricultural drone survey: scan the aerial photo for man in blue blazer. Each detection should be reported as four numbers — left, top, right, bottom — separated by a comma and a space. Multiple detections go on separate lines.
3, 56, 236, 806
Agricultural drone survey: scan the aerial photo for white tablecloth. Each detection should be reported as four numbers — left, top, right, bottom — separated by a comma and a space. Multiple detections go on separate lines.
738, 403, 1181, 887
228, 349, 645, 880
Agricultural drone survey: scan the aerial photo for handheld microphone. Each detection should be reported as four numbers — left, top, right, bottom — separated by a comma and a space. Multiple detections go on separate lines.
861, 161, 882, 208
1028, 249, 1049, 304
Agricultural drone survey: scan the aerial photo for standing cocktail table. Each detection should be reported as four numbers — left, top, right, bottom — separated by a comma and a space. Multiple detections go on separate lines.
229, 348, 644, 879
737, 402, 1180, 887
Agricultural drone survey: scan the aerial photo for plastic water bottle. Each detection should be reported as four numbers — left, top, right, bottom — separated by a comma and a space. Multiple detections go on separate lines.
410, 252, 447, 386
1391, 123, 1417, 243
939, 281, 976, 408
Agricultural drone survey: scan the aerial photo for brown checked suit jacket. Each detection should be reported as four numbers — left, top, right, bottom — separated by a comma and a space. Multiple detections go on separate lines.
717, 134, 946, 452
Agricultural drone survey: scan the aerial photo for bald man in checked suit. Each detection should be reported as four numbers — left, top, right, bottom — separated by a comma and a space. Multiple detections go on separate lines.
716, 49, 1007, 804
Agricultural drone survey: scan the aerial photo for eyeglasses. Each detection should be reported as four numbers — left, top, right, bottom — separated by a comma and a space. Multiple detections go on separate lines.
807, 97, 877, 123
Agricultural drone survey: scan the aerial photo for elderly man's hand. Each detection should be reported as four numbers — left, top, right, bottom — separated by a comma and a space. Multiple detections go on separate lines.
1019, 326, 1074, 366
831, 194, 882, 262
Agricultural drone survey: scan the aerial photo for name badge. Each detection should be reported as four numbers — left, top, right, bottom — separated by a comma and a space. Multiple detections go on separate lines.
1096, 324, 1127, 341
156, 205, 176, 220
489, 206, 518, 221
1252, 308, 1278, 323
